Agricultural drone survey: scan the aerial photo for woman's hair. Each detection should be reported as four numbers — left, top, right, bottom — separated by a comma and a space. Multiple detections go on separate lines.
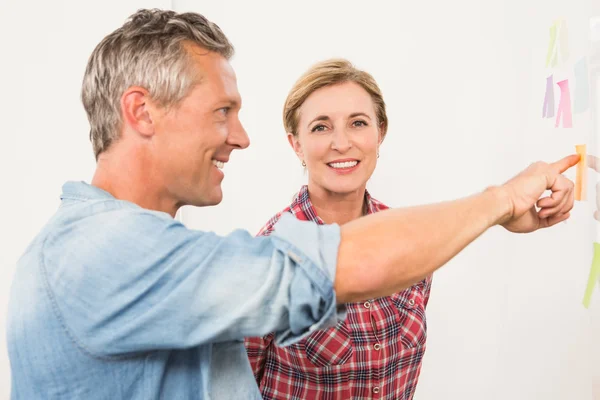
283, 58, 388, 138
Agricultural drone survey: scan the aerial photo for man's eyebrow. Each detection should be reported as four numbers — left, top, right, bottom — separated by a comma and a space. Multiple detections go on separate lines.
216, 98, 241, 109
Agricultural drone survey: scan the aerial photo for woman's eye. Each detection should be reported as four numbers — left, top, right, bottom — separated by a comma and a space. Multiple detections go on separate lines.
353, 120, 367, 127
311, 124, 327, 132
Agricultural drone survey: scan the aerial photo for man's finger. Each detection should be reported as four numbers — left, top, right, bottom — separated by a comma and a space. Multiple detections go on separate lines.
537, 190, 565, 209
539, 211, 571, 229
537, 196, 558, 208
539, 190, 569, 218
560, 187, 575, 215
546, 212, 571, 227
537, 175, 572, 208
551, 154, 581, 174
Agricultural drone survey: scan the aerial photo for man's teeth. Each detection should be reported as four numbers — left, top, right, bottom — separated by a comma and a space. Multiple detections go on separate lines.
212, 160, 225, 169
329, 161, 358, 169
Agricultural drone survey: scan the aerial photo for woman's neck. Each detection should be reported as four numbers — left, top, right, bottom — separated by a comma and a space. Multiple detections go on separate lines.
307, 182, 367, 225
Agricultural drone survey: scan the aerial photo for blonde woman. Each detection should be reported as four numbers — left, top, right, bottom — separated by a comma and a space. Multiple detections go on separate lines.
245, 59, 432, 399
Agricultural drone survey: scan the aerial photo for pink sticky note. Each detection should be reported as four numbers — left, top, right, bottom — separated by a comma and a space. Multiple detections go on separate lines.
555, 79, 573, 128
542, 75, 555, 118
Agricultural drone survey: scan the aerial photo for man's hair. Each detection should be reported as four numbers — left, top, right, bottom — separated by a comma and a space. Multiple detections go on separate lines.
81, 8, 234, 159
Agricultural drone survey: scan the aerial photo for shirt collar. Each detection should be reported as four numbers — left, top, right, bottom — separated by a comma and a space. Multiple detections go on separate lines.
60, 181, 116, 202
291, 185, 379, 225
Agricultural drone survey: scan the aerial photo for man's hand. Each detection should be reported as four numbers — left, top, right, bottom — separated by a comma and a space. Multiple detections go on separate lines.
499, 154, 580, 233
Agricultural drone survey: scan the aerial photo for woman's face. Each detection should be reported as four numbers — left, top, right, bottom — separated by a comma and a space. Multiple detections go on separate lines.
290, 81, 382, 195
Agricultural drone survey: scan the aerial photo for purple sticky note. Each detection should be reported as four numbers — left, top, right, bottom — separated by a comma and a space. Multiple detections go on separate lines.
574, 57, 590, 113
555, 79, 573, 128
542, 75, 555, 118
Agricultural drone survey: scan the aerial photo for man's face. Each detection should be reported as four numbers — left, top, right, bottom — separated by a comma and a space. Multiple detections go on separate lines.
150, 44, 249, 208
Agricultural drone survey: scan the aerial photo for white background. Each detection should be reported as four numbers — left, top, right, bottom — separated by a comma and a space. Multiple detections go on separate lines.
1, 0, 599, 399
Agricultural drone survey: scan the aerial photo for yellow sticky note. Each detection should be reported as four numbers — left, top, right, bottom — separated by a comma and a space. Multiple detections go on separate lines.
545, 19, 569, 68
545, 22, 558, 67
575, 144, 587, 201
583, 243, 600, 308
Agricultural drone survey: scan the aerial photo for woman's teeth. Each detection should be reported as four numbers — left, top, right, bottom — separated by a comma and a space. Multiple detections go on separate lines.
328, 161, 358, 169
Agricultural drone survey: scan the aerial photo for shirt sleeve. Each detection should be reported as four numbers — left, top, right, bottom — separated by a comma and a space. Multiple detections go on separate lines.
42, 207, 346, 357
243, 214, 284, 384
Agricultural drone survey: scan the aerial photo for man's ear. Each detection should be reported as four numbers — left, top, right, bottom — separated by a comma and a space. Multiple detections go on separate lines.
120, 86, 155, 138
287, 133, 304, 161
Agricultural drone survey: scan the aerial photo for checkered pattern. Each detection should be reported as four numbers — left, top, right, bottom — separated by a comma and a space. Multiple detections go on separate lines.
245, 185, 432, 400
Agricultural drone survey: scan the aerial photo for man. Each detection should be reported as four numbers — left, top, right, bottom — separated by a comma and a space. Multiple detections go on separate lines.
7, 8, 579, 400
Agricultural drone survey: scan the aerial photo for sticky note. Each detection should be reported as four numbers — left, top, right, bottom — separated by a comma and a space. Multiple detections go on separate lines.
574, 58, 590, 114
575, 144, 587, 201
546, 23, 558, 67
542, 75, 555, 118
583, 242, 600, 308
555, 79, 573, 128
545, 19, 569, 68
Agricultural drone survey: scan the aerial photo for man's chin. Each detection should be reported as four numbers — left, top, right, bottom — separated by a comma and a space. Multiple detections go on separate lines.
192, 189, 223, 208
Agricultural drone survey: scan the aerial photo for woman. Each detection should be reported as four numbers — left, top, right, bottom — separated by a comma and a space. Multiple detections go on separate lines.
244, 59, 432, 400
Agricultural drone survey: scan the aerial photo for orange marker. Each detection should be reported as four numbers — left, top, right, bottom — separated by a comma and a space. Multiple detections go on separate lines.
575, 144, 587, 201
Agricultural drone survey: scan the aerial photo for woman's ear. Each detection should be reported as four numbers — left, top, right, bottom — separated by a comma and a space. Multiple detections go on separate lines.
287, 133, 304, 161
378, 122, 386, 144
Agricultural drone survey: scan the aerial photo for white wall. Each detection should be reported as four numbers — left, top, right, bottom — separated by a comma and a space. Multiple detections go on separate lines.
173, 1, 598, 399
0, 0, 598, 399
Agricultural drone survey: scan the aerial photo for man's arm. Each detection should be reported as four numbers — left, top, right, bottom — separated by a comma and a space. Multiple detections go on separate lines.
45, 208, 344, 356
333, 155, 579, 303
46, 155, 577, 355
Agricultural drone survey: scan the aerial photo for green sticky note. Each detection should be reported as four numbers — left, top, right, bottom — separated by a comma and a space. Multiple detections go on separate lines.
545, 22, 558, 68
583, 242, 600, 308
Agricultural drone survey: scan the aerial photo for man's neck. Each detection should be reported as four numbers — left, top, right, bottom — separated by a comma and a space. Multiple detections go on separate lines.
307, 182, 367, 226
92, 147, 179, 217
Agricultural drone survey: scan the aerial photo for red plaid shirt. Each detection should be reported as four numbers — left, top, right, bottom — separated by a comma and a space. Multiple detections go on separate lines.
245, 185, 432, 400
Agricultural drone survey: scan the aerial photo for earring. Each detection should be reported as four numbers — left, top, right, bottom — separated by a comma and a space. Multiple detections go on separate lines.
377, 152, 380, 159
302, 160, 306, 167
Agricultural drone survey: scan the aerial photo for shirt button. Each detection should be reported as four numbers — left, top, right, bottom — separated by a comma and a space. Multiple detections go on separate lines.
373, 386, 380, 394
364, 301, 371, 309
408, 299, 415, 307
373, 343, 381, 351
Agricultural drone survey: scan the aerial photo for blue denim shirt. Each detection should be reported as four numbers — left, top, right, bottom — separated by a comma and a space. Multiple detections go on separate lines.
7, 181, 344, 399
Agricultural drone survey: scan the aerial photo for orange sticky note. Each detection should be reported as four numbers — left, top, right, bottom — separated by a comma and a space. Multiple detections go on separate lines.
575, 144, 587, 201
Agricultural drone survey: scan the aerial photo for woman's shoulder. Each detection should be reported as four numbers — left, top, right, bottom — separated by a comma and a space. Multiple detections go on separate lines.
256, 188, 309, 237
256, 207, 294, 237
